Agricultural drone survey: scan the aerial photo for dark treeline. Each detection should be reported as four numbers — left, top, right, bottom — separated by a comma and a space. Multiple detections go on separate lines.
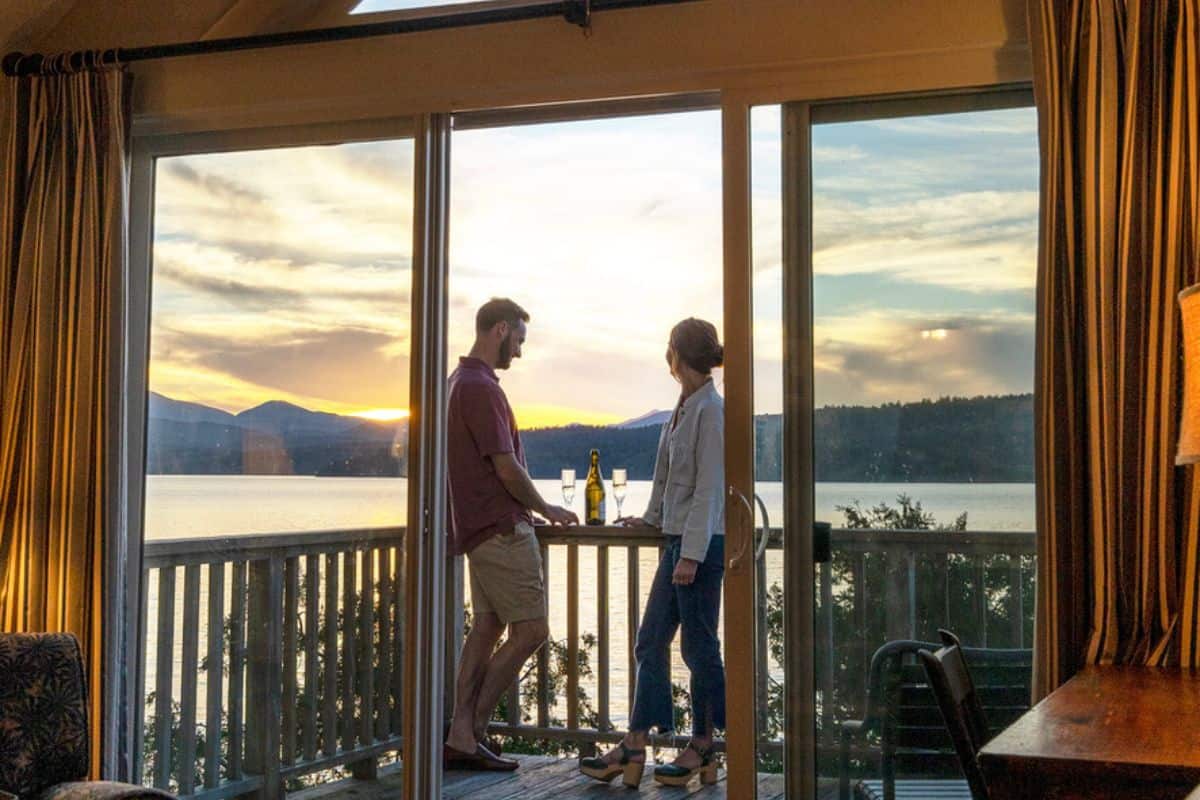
524, 394, 1034, 482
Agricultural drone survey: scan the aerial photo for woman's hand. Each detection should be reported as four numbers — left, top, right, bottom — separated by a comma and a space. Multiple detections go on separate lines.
672, 557, 700, 585
615, 516, 651, 528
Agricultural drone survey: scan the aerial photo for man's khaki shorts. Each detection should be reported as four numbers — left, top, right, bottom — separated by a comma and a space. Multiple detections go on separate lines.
467, 521, 547, 624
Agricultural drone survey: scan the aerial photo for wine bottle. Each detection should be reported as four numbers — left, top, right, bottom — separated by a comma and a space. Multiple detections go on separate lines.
584, 448, 606, 526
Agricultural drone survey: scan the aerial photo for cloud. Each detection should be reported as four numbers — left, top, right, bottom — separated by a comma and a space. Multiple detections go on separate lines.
812, 311, 1035, 406
155, 260, 310, 309
155, 326, 411, 410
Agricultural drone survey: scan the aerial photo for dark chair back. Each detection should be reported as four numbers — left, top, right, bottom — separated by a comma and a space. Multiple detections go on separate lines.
0, 632, 90, 796
918, 630, 992, 800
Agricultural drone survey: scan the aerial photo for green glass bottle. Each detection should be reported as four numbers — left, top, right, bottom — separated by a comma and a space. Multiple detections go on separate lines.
584, 448, 606, 526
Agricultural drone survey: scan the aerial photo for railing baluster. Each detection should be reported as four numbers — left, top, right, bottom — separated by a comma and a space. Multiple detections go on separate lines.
597, 545, 610, 731
567, 542, 580, 733
341, 550, 357, 755
756, 543, 769, 735
884, 548, 910, 643
853, 553, 866, 712
627, 546, 639, 717
976, 556, 988, 647
537, 542, 550, 729
179, 565, 201, 795
303, 554, 319, 762
391, 545, 404, 735
322, 553, 338, 756
944, 553, 952, 636
820, 558, 834, 737
229, 562, 246, 780
377, 547, 391, 740
1009, 555, 1023, 647
506, 674, 520, 727
135, 567, 149, 784
283, 557, 299, 765
359, 548, 375, 746
153, 566, 175, 791
350, 547, 377, 780
204, 563, 225, 790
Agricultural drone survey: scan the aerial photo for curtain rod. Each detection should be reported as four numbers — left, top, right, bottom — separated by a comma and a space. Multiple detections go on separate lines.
2, 0, 703, 77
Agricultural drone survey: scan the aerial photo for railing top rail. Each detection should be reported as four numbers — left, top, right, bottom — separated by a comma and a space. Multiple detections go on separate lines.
143, 526, 406, 565
142, 523, 1034, 567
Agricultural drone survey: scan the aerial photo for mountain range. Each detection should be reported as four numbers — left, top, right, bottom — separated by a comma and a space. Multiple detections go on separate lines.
145, 392, 1034, 483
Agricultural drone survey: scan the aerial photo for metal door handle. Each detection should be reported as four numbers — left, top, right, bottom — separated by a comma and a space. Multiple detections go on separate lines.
727, 485, 754, 571
754, 493, 771, 562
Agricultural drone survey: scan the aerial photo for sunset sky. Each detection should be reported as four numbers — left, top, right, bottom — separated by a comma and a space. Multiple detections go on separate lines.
147, 105, 1038, 429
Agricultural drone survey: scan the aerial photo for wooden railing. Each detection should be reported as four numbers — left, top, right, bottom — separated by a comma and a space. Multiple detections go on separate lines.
137, 523, 1035, 798
139, 528, 406, 800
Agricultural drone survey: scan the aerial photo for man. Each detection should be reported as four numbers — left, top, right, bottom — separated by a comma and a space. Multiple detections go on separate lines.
443, 297, 577, 771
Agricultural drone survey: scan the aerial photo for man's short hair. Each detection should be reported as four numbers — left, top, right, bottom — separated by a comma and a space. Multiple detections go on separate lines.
476, 298, 530, 334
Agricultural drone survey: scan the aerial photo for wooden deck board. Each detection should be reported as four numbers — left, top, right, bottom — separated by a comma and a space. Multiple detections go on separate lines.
297, 755, 805, 799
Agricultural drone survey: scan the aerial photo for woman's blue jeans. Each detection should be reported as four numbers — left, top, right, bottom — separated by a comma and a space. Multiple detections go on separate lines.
629, 534, 726, 736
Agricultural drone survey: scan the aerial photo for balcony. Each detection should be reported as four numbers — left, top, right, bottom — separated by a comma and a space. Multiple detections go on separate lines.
137, 524, 1035, 799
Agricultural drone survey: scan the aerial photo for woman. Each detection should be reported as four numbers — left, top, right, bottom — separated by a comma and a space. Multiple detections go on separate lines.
579, 317, 727, 789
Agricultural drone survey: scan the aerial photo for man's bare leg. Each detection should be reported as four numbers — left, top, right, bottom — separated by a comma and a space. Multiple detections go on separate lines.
446, 612, 504, 752
470, 617, 549, 736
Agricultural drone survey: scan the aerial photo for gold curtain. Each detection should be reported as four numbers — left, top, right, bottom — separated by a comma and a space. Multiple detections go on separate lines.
1029, 0, 1200, 698
0, 66, 130, 772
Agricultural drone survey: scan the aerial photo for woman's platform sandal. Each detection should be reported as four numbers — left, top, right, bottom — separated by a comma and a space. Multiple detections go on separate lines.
579, 743, 646, 788
652, 741, 719, 787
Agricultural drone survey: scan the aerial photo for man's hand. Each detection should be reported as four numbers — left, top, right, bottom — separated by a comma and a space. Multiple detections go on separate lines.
672, 557, 700, 585
616, 516, 653, 528
541, 505, 579, 527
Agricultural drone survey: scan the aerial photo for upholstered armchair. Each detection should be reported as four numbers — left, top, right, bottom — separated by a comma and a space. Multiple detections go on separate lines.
0, 633, 173, 800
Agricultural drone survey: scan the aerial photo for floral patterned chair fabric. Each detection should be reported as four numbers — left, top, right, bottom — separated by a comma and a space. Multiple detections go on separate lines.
0, 633, 172, 800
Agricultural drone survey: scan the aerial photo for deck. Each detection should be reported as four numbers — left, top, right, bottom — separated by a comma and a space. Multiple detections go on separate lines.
292, 756, 808, 799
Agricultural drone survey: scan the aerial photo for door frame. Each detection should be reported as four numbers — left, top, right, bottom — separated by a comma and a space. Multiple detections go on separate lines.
116, 116, 424, 786
720, 84, 1037, 799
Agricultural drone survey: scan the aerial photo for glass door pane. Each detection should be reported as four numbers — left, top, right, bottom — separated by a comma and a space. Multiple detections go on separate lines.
807, 101, 1038, 794
137, 138, 414, 797
444, 108, 725, 790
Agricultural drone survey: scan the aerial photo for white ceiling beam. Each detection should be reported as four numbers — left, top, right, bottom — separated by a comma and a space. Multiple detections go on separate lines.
201, 0, 331, 40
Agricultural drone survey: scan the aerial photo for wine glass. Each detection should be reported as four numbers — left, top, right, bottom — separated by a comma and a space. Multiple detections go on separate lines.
561, 468, 576, 507
612, 468, 628, 519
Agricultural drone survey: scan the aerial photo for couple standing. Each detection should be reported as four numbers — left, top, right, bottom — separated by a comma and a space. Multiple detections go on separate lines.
443, 298, 727, 789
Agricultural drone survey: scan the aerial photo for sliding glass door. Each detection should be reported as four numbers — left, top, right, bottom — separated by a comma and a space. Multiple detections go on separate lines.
127, 126, 417, 799
738, 91, 1040, 798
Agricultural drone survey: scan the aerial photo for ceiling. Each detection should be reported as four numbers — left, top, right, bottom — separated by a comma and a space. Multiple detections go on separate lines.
0, 0, 360, 56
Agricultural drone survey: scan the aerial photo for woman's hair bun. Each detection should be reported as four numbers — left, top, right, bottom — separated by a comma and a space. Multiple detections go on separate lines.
670, 318, 724, 374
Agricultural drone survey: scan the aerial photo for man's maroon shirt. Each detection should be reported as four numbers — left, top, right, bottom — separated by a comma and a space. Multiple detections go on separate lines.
446, 356, 534, 555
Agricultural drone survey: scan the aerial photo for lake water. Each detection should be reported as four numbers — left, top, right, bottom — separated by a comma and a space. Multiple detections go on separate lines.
144, 475, 1035, 539
141, 476, 1034, 732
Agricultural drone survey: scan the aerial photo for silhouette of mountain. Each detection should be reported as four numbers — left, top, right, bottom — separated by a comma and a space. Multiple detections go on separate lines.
146, 394, 407, 477
614, 409, 672, 429
148, 392, 237, 426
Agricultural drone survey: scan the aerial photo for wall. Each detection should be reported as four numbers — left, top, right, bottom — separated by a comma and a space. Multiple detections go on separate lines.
32, 0, 1032, 133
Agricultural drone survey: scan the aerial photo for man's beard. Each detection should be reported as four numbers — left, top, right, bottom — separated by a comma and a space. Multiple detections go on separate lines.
498, 332, 515, 369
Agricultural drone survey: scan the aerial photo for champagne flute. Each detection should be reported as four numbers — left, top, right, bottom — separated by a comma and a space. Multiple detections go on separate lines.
612, 468, 628, 519
561, 468, 576, 508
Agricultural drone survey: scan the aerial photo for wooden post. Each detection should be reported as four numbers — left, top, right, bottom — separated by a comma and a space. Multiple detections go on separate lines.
884, 548, 912, 643
245, 558, 283, 800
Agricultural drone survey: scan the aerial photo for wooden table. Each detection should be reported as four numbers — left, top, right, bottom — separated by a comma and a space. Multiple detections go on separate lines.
979, 666, 1200, 799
